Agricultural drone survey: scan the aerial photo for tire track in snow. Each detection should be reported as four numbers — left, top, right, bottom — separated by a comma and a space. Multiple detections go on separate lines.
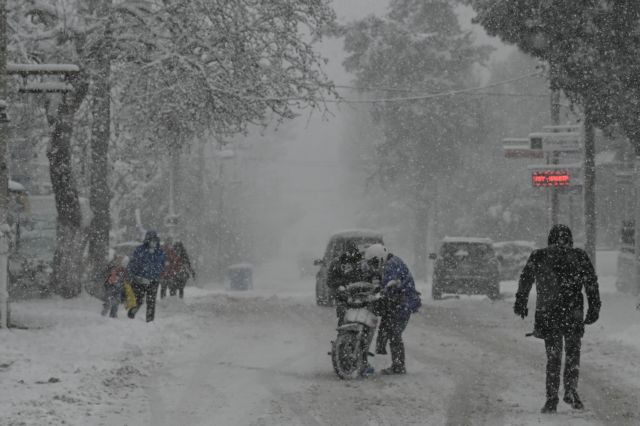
415, 300, 640, 425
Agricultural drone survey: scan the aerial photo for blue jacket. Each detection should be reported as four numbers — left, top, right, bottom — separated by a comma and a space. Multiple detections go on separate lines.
381, 255, 422, 315
128, 243, 166, 280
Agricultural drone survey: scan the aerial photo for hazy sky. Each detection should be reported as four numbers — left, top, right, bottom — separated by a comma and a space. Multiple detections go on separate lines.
262, 1, 514, 262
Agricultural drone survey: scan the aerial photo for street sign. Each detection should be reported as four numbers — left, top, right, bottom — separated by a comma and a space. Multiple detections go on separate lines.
529, 164, 581, 188
529, 132, 581, 152
502, 138, 544, 158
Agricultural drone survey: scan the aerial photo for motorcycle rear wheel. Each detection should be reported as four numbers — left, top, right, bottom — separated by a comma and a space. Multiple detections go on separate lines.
331, 330, 364, 380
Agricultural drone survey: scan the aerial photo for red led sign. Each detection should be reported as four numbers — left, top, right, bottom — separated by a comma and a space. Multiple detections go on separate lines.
532, 170, 571, 187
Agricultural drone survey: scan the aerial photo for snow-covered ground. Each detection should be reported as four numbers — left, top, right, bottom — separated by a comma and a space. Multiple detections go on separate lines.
1, 250, 639, 425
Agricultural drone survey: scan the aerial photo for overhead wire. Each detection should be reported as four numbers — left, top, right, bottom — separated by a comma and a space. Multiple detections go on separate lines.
329, 70, 544, 104
227, 70, 544, 104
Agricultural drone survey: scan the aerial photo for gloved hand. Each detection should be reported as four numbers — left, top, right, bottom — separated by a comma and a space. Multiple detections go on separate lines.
584, 308, 599, 325
386, 279, 400, 288
514, 299, 528, 319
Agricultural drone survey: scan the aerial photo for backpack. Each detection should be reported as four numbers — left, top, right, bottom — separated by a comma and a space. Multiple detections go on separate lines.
407, 289, 422, 313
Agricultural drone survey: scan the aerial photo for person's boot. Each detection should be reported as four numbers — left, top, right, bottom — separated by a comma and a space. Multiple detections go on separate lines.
387, 338, 405, 373
127, 306, 138, 319
381, 364, 406, 375
361, 362, 375, 377
563, 391, 584, 410
541, 398, 558, 414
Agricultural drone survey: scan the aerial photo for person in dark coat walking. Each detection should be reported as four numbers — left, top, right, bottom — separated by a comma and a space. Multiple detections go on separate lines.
326, 241, 366, 326
364, 244, 421, 375
127, 231, 166, 322
514, 224, 601, 413
171, 241, 195, 298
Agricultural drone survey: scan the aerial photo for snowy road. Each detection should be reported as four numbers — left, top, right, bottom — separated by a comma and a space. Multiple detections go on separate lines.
3, 275, 640, 426
139, 287, 640, 426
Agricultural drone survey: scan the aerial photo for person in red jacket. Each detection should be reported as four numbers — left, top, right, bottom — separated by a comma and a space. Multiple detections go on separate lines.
171, 241, 195, 298
160, 239, 179, 299
101, 254, 129, 318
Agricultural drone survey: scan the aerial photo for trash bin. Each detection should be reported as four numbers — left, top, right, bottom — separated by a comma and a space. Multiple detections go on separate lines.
227, 263, 253, 290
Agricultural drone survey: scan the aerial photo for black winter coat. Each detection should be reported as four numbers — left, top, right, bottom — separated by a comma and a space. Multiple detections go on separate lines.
327, 252, 366, 290
516, 244, 600, 338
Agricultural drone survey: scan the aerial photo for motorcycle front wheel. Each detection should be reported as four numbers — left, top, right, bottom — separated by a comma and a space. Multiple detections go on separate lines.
331, 330, 364, 380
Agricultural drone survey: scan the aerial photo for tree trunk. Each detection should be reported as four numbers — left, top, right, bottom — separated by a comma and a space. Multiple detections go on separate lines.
47, 88, 87, 298
583, 108, 596, 264
0, 0, 9, 327
88, 4, 112, 282
634, 148, 640, 297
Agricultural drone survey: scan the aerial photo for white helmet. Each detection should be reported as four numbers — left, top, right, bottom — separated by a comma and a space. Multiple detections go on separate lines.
363, 243, 388, 266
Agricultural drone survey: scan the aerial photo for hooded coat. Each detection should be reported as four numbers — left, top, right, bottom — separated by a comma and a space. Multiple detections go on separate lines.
327, 242, 365, 290
515, 225, 601, 338
128, 231, 166, 280
380, 254, 422, 317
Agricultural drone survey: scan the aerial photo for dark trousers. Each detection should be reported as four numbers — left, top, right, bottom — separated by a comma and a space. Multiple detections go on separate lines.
131, 277, 160, 322
160, 278, 172, 299
102, 283, 122, 318
544, 333, 582, 401
377, 313, 410, 369
171, 277, 187, 298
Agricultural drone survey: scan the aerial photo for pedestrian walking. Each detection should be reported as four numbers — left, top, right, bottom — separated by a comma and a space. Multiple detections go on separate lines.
171, 241, 195, 298
127, 230, 166, 322
101, 254, 129, 318
514, 224, 601, 413
160, 239, 179, 299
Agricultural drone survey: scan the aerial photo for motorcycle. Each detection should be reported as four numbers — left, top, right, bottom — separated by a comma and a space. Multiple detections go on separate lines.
330, 281, 380, 379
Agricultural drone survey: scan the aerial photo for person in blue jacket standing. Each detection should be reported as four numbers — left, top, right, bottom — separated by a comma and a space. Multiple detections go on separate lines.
364, 243, 421, 375
127, 230, 166, 322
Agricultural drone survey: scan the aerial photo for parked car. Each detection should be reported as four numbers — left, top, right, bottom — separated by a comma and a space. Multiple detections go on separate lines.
429, 236, 500, 300
314, 229, 383, 306
493, 240, 535, 281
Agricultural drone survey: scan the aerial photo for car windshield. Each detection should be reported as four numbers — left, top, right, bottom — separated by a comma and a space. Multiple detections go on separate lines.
329, 236, 382, 258
441, 242, 494, 260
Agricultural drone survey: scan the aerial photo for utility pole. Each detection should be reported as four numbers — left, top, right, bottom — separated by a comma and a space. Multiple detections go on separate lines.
166, 146, 180, 240
584, 107, 597, 264
550, 87, 561, 225
0, 0, 9, 328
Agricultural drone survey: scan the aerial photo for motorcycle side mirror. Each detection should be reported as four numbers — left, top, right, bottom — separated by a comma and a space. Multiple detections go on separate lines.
428, 253, 437, 260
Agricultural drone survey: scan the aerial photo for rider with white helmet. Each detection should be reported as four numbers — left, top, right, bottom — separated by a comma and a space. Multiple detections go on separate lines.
363, 243, 421, 375
363, 243, 389, 276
